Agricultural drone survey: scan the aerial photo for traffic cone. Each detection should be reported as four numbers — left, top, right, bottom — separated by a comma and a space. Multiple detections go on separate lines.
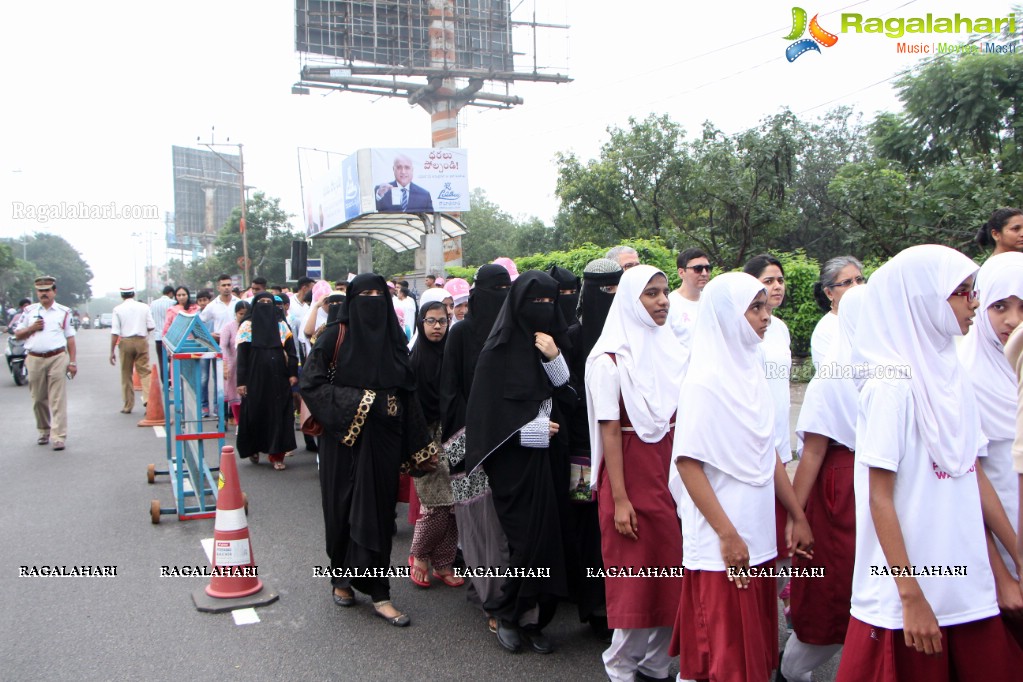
132, 366, 143, 391
206, 445, 261, 598
138, 364, 165, 427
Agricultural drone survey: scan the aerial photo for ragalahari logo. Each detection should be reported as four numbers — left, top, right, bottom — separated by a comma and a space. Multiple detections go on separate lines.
784, 7, 839, 62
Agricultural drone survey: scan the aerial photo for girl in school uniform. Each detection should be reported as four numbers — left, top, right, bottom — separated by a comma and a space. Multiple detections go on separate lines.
585, 264, 685, 682
958, 251, 1023, 643
836, 244, 1023, 681
782, 284, 867, 681
669, 272, 813, 682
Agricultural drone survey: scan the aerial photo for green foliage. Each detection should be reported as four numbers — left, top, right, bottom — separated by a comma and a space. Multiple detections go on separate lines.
9, 233, 94, 307
772, 250, 824, 357
0, 242, 37, 313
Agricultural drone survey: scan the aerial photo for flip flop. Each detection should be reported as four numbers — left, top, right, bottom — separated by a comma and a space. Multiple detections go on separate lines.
408, 555, 431, 588
432, 569, 465, 587
273, 461, 286, 471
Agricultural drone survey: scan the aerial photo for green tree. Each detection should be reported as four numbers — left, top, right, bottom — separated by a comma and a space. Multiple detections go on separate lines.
0, 242, 37, 314
215, 191, 295, 284
19, 233, 93, 306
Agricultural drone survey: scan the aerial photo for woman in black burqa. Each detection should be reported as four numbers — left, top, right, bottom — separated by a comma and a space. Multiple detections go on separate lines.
438, 263, 512, 634
300, 273, 437, 627
465, 270, 572, 654
236, 292, 298, 470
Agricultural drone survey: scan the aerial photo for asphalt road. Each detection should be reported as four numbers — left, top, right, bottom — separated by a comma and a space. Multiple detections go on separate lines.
0, 329, 839, 681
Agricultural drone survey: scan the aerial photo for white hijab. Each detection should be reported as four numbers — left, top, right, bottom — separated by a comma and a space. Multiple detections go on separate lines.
673, 272, 775, 486
958, 252, 1023, 442
585, 265, 685, 489
856, 244, 982, 477
796, 284, 867, 451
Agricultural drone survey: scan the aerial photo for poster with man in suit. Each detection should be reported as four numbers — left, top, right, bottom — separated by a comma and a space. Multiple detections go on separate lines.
374, 153, 434, 213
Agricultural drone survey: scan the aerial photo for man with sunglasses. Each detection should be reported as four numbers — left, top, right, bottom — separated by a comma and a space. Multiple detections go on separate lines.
13, 275, 77, 450
668, 248, 712, 355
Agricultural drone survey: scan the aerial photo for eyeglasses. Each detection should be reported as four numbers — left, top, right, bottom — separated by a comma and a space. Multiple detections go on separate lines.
621, 261, 640, 270
830, 276, 866, 289
423, 317, 448, 327
950, 289, 979, 302
685, 265, 712, 274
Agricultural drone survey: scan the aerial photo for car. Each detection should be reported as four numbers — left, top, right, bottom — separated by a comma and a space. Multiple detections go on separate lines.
97, 313, 113, 329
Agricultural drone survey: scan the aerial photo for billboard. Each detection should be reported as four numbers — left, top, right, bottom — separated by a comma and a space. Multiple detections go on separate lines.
170, 146, 241, 251
305, 154, 363, 238
370, 148, 468, 214
305, 148, 469, 237
295, 0, 513, 72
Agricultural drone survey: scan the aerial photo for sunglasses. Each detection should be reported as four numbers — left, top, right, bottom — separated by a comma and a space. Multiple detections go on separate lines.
949, 289, 979, 302
830, 276, 866, 289
685, 265, 712, 274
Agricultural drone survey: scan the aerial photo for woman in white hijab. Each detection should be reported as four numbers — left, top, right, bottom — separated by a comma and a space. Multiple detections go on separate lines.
669, 272, 812, 682
958, 251, 1023, 632
584, 264, 685, 682
837, 245, 1023, 680
782, 284, 867, 682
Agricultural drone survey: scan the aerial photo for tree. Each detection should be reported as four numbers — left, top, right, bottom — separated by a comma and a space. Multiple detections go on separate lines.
0, 242, 37, 314
20, 233, 93, 306
214, 191, 295, 284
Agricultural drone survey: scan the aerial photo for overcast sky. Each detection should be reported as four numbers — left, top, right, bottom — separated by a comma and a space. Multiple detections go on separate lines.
1, 0, 1016, 295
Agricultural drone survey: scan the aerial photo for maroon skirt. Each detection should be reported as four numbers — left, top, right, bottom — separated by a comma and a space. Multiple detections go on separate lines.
597, 427, 683, 630
790, 443, 855, 645
671, 562, 779, 682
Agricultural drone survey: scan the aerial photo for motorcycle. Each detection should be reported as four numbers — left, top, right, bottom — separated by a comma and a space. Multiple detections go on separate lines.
5, 331, 28, 385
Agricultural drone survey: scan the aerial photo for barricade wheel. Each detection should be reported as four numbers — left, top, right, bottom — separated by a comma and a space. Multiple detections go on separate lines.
147, 464, 156, 484
150, 500, 161, 524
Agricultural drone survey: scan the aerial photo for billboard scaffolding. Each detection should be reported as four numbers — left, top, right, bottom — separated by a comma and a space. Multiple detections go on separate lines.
294, 0, 570, 108
170, 146, 242, 256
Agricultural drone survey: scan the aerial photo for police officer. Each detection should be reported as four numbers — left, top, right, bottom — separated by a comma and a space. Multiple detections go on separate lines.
13, 275, 77, 450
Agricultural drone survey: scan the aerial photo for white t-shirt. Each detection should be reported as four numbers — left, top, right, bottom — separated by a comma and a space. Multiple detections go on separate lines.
667, 291, 700, 357
677, 461, 777, 571
200, 296, 240, 337
588, 353, 622, 422
983, 438, 1020, 580
762, 315, 792, 463
850, 377, 997, 629
810, 312, 838, 368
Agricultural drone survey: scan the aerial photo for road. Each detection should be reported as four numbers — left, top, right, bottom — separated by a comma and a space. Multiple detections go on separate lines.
0, 329, 838, 681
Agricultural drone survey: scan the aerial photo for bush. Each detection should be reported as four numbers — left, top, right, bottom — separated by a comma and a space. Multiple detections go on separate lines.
773, 250, 823, 358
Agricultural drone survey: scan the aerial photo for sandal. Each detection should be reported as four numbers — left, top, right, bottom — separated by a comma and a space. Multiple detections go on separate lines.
373, 600, 410, 627
432, 569, 464, 587
37, 435, 50, 445
249, 453, 260, 464
488, 616, 498, 634
273, 461, 286, 471
408, 555, 431, 588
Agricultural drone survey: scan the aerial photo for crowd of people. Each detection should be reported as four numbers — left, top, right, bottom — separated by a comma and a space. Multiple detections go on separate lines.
12, 205, 1023, 681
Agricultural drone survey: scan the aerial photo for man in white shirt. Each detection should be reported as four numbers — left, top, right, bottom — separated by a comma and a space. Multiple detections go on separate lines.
667, 248, 712, 354
199, 275, 240, 418
149, 285, 175, 384
110, 286, 156, 413
14, 275, 78, 450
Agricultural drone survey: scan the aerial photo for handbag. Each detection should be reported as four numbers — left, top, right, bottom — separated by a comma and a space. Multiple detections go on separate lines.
300, 325, 346, 437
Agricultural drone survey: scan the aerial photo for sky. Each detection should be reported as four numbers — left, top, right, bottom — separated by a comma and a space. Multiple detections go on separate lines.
1, 0, 1018, 296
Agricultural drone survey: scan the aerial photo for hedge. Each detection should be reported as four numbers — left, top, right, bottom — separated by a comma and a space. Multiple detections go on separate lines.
447, 240, 868, 357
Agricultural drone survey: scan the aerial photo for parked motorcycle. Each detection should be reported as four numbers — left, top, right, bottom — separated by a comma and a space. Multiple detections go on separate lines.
5, 331, 28, 386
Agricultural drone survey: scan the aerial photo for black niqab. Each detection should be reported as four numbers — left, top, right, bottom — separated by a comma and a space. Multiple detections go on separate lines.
324, 294, 346, 325
466, 264, 511, 346
333, 274, 415, 390
249, 293, 282, 348
548, 265, 581, 327
410, 301, 447, 424
465, 271, 568, 471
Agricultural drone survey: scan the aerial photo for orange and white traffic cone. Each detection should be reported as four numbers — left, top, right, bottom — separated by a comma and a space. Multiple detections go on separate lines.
206, 445, 261, 598
132, 366, 143, 391
138, 364, 165, 427
193, 445, 278, 612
